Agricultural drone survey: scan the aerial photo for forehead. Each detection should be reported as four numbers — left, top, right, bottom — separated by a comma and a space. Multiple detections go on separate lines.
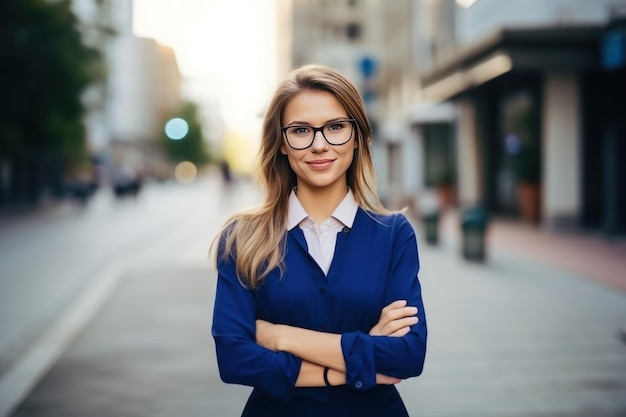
282, 90, 348, 125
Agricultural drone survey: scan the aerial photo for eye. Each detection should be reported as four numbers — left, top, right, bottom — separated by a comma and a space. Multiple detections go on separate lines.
326, 122, 346, 131
287, 126, 311, 136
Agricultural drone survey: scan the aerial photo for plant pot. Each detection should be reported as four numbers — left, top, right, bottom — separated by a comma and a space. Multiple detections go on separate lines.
517, 182, 540, 225
437, 184, 455, 209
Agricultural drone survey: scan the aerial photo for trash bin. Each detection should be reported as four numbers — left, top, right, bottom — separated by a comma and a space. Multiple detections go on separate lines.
461, 206, 488, 261
422, 211, 439, 245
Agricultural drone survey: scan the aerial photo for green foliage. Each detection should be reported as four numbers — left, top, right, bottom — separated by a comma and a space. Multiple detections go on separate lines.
0, 0, 102, 164
161, 101, 212, 165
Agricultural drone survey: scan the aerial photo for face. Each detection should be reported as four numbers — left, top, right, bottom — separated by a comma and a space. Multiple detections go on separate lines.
280, 90, 357, 193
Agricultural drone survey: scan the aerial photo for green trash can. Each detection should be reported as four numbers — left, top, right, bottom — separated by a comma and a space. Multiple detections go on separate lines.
422, 211, 439, 245
461, 207, 488, 261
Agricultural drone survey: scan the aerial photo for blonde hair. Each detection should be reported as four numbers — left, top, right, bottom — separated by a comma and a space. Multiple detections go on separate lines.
213, 64, 388, 288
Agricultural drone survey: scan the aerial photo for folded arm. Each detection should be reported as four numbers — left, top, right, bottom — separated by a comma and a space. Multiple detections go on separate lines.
211, 249, 301, 402
256, 216, 427, 391
257, 299, 419, 386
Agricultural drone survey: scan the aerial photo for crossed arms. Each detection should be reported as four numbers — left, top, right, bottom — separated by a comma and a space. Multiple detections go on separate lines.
212, 217, 427, 400
256, 299, 420, 387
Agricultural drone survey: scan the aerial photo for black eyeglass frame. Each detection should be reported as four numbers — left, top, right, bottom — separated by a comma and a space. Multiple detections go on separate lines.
281, 119, 357, 150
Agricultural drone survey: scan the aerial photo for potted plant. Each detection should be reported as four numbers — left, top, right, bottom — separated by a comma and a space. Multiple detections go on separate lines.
435, 169, 456, 209
514, 138, 541, 224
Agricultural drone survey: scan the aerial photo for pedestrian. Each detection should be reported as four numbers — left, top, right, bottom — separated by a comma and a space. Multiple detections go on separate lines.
211, 64, 427, 416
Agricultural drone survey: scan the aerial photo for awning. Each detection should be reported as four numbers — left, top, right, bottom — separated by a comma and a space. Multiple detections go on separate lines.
419, 25, 603, 102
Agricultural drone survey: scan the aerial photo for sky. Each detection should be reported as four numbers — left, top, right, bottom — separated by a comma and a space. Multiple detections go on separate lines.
133, 0, 277, 141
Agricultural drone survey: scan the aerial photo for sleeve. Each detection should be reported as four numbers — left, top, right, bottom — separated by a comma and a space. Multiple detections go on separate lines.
341, 214, 427, 390
211, 235, 302, 402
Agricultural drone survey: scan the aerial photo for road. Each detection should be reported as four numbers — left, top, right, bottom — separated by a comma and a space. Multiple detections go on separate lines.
0, 171, 258, 375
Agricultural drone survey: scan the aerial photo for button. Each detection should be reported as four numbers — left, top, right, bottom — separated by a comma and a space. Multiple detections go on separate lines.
321, 324, 326, 329
355, 381, 363, 389
322, 231, 329, 238
342, 227, 350, 233
319, 288, 326, 294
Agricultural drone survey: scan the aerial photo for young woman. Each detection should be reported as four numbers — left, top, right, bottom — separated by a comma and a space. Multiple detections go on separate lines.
211, 64, 427, 416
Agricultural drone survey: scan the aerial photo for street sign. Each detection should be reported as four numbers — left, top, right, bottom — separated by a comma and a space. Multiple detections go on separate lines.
359, 56, 377, 79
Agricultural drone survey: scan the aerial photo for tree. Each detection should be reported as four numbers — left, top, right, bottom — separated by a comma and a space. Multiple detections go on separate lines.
161, 101, 211, 166
0, 0, 102, 203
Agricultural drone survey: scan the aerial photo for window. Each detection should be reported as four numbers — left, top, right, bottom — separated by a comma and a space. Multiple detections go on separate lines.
346, 23, 361, 40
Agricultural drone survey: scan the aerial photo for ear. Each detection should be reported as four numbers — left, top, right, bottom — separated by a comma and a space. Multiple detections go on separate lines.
280, 143, 288, 155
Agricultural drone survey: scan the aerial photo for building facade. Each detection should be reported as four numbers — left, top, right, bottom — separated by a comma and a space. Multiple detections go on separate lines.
284, 0, 422, 205
73, 0, 182, 184
282, 0, 626, 236
418, 0, 626, 236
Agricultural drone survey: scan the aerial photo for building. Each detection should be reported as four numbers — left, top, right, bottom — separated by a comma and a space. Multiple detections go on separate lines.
282, 0, 420, 205
108, 36, 182, 180
282, 0, 626, 236
73, 0, 182, 183
416, 0, 626, 236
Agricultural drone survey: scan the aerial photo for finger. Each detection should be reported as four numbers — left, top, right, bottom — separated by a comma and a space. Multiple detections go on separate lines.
382, 306, 419, 322
381, 299, 407, 313
389, 327, 410, 337
384, 316, 419, 335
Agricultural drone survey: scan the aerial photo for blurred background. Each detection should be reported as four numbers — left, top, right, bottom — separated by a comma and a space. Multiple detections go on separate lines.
1, 0, 626, 416
2, 0, 626, 231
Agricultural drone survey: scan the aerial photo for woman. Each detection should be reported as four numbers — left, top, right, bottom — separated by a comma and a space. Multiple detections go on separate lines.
211, 64, 427, 416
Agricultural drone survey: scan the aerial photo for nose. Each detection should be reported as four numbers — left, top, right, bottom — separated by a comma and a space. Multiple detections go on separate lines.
311, 130, 328, 152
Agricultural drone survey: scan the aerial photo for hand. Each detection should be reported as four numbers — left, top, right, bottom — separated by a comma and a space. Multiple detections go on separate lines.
256, 319, 283, 351
369, 300, 418, 337
376, 373, 401, 385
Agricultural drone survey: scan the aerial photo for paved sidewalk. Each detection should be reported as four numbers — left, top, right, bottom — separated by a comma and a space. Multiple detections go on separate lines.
9, 265, 251, 417
5, 182, 626, 416
439, 210, 626, 293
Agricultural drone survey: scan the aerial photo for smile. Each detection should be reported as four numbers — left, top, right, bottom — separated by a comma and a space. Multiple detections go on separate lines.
307, 159, 335, 170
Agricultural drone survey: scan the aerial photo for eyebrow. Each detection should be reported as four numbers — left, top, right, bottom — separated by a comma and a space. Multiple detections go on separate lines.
283, 116, 351, 127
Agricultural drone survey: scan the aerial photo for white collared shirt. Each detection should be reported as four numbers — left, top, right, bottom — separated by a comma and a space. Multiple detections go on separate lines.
287, 189, 358, 275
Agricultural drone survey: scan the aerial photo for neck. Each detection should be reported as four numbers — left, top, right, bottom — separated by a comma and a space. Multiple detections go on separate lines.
296, 183, 348, 225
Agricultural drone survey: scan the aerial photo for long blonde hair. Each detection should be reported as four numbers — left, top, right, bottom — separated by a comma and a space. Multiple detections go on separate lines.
213, 64, 388, 289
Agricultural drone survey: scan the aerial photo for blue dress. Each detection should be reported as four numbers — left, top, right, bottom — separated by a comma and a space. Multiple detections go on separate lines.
212, 209, 427, 416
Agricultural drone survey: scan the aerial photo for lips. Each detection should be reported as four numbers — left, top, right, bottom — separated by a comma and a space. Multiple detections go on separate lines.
307, 159, 335, 170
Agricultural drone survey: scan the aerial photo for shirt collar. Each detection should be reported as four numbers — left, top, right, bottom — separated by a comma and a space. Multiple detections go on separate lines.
287, 188, 359, 231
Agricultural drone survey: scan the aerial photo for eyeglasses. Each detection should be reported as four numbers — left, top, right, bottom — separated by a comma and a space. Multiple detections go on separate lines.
281, 119, 356, 150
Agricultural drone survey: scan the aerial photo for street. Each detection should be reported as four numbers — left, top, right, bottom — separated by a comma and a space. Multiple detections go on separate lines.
1, 170, 625, 416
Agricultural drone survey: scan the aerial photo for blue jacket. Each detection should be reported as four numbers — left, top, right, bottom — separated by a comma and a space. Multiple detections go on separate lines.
212, 208, 427, 415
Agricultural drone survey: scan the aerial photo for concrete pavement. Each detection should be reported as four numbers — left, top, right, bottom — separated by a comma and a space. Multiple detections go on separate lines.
3, 176, 626, 416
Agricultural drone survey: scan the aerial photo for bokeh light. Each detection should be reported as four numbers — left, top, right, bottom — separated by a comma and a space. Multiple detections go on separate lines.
165, 118, 189, 140
174, 161, 197, 183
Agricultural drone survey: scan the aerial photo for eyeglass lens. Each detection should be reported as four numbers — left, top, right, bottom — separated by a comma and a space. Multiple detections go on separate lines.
284, 120, 353, 149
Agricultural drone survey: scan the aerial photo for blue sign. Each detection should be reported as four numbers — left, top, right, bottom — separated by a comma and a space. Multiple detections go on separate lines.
359, 56, 377, 79
601, 27, 626, 71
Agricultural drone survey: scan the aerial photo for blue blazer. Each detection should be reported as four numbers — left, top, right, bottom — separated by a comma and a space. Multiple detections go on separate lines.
212, 208, 427, 416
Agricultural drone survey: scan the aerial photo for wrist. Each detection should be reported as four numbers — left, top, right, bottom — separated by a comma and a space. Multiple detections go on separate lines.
326, 367, 346, 386
323, 367, 332, 386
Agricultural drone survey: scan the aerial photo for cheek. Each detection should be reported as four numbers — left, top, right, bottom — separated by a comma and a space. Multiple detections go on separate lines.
345, 148, 356, 165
